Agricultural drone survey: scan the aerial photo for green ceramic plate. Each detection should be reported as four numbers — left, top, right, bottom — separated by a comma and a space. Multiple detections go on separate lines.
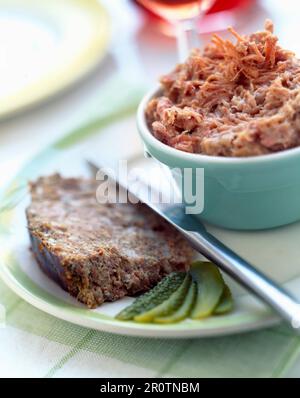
1, 102, 300, 338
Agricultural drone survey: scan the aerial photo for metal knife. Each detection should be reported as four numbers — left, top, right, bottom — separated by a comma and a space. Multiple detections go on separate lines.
87, 160, 300, 330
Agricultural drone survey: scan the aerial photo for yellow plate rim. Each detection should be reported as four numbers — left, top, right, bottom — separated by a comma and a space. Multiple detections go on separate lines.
0, 0, 111, 119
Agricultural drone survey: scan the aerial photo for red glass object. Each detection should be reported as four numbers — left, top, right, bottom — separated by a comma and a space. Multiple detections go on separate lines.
134, 0, 253, 18
134, 0, 254, 58
208, 0, 253, 13
136, 0, 209, 20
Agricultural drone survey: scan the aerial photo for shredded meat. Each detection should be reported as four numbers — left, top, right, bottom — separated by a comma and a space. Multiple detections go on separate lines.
146, 21, 300, 157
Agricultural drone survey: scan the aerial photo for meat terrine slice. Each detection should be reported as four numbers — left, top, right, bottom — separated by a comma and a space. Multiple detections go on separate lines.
26, 174, 193, 308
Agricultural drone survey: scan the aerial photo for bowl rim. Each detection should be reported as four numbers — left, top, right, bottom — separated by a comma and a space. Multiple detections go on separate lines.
137, 85, 300, 165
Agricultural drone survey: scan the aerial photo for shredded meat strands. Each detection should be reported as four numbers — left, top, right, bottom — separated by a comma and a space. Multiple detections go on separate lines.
146, 21, 300, 156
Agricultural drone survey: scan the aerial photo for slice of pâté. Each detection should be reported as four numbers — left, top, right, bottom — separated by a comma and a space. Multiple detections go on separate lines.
26, 174, 194, 308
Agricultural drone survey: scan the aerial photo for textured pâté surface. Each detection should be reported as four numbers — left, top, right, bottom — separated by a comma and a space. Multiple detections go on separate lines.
26, 174, 193, 308
146, 21, 300, 157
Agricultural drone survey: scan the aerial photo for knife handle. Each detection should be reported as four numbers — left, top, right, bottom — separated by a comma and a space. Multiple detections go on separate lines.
183, 228, 300, 330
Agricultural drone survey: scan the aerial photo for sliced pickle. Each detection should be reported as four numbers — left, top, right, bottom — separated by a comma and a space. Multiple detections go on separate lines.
134, 274, 191, 323
214, 284, 233, 315
154, 281, 196, 324
116, 272, 186, 321
190, 261, 224, 319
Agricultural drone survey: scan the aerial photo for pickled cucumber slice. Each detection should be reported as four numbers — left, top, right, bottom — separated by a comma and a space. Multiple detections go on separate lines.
134, 274, 191, 323
116, 272, 186, 321
154, 281, 196, 324
191, 261, 224, 319
214, 284, 233, 315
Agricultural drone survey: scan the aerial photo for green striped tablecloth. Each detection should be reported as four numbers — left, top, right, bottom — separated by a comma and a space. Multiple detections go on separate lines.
1, 277, 300, 378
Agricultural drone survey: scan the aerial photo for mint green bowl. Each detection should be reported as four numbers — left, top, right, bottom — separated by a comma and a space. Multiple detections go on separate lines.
137, 87, 300, 230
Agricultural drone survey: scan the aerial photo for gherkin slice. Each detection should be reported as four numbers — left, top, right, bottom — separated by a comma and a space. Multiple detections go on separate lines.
154, 280, 196, 324
116, 272, 186, 321
214, 284, 233, 315
190, 261, 224, 319
134, 274, 191, 323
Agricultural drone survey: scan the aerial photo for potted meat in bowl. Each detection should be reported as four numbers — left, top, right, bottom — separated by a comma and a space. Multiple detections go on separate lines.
137, 21, 300, 230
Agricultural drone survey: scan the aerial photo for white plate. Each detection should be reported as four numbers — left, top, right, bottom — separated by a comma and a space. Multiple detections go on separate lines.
1, 113, 300, 338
